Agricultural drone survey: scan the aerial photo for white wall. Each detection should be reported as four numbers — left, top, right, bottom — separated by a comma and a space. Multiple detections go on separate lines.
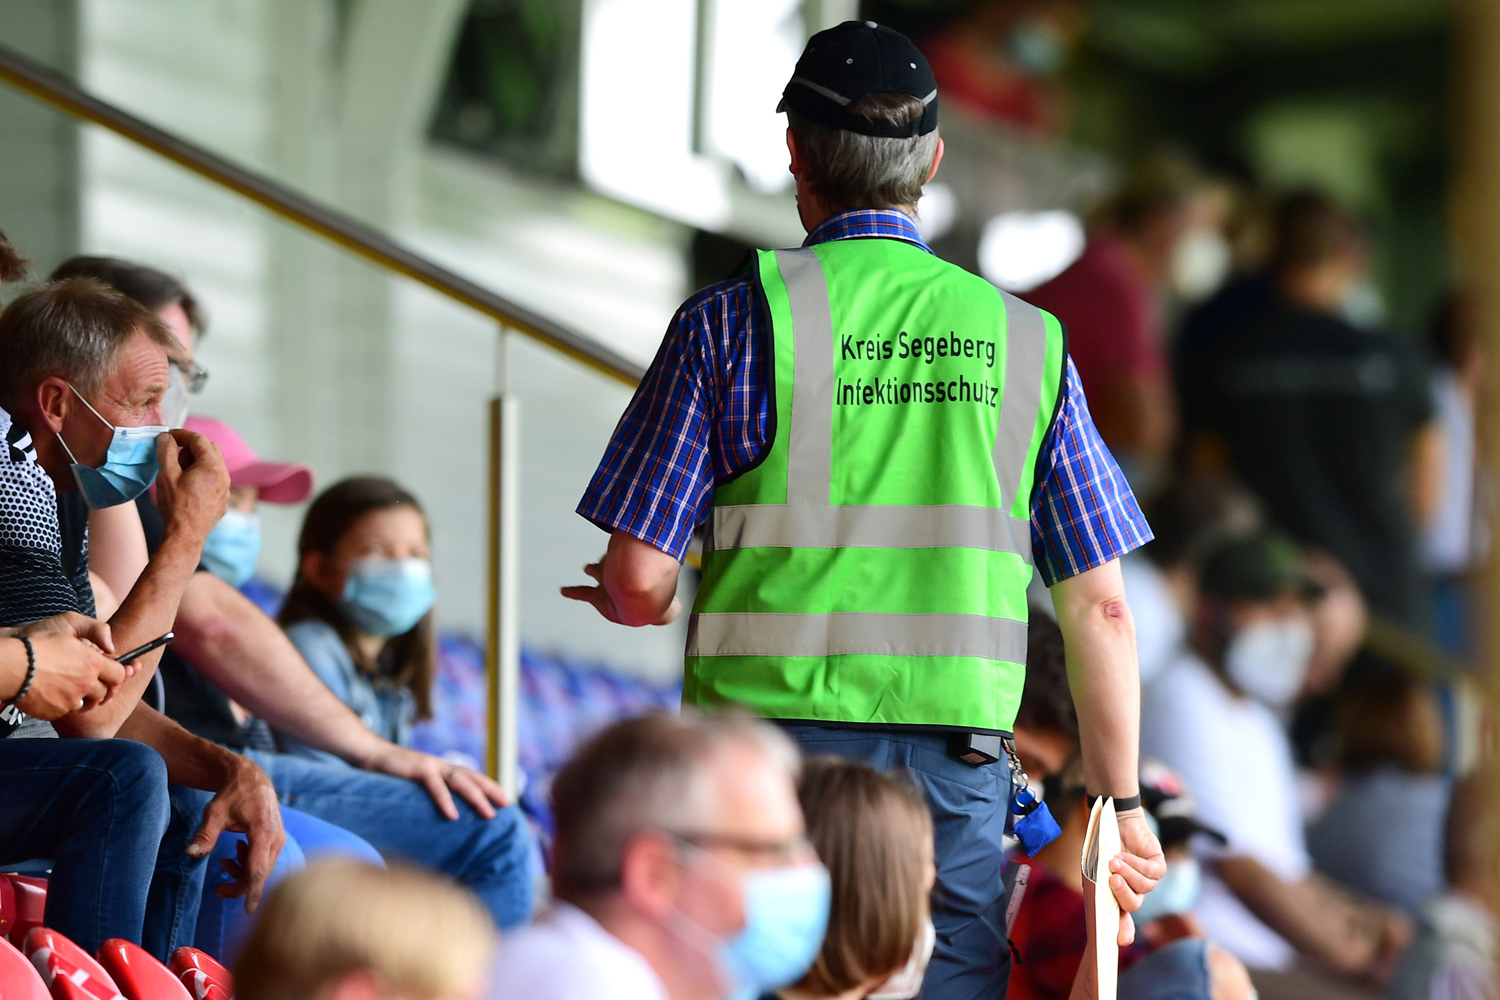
69, 0, 694, 678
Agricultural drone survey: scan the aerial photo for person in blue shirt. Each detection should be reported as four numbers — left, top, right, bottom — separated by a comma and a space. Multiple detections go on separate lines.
276, 477, 436, 763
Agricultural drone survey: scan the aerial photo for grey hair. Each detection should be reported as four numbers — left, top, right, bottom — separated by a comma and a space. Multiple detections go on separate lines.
549, 712, 800, 898
0, 277, 177, 411
788, 92, 940, 213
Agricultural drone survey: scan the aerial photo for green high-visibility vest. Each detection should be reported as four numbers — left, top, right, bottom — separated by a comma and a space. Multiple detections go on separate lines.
683, 238, 1066, 734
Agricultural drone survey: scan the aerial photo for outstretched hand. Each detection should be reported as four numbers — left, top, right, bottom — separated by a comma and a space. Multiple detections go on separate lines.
561, 559, 682, 626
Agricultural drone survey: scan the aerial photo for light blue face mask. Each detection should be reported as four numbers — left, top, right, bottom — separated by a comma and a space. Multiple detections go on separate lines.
201, 509, 262, 589
1134, 856, 1203, 925
58, 385, 168, 509
340, 557, 435, 637
669, 848, 831, 1000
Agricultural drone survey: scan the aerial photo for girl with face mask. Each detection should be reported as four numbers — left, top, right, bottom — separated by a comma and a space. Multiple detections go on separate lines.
275, 478, 437, 765
761, 757, 937, 1000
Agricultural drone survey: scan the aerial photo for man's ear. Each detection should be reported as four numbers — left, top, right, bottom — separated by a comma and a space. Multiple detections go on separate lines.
35, 377, 71, 433
926, 136, 945, 184
786, 127, 802, 178
619, 831, 681, 921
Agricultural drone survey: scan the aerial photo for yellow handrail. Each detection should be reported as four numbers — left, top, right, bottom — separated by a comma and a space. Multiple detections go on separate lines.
0, 42, 645, 388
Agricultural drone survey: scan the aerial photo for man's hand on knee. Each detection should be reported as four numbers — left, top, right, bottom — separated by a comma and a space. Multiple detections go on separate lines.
186, 756, 285, 912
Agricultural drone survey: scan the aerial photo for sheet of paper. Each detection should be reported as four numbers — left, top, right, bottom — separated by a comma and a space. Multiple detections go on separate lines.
1081, 796, 1121, 1000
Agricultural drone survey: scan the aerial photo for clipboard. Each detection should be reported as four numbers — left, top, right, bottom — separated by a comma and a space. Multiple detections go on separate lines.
1080, 796, 1121, 1000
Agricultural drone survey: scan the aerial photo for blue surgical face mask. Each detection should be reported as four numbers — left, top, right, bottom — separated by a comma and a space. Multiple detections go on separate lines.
668, 849, 831, 1000
1134, 856, 1202, 925
201, 509, 262, 588
340, 557, 435, 637
57, 385, 168, 509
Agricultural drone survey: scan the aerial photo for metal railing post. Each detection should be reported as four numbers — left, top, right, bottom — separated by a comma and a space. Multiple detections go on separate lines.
486, 332, 522, 798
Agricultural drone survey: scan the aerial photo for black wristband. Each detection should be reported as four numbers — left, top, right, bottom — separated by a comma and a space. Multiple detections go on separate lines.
1087, 792, 1142, 813
9, 634, 35, 706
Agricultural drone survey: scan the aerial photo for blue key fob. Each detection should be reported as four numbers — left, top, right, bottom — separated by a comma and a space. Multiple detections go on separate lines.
1010, 787, 1062, 856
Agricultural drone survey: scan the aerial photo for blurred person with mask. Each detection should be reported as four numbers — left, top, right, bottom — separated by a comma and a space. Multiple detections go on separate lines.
1126, 475, 1365, 694
762, 757, 936, 1000
1306, 669, 1449, 914
66, 258, 535, 931
491, 713, 830, 1000
1124, 476, 1263, 687
1009, 618, 1253, 1000
1141, 532, 1410, 987
1025, 156, 1217, 488
1176, 191, 1440, 633
567, 22, 1164, 998
919, 0, 1086, 135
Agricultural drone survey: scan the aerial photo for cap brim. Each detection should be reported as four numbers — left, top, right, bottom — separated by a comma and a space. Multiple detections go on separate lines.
231, 461, 314, 504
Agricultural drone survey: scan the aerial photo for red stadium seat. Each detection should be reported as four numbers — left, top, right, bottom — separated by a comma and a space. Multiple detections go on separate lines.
4, 876, 48, 949
97, 940, 191, 1000
0, 935, 49, 1000
22, 927, 123, 1000
168, 948, 232, 1000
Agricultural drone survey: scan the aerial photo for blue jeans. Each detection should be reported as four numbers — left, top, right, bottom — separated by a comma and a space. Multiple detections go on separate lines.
780, 724, 1013, 1000
194, 806, 383, 962
245, 750, 534, 928
0, 738, 171, 955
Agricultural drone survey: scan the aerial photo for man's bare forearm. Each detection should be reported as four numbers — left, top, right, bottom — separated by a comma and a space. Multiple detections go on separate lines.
1217, 856, 1395, 976
1050, 559, 1141, 798
57, 529, 205, 737
110, 702, 242, 789
172, 572, 388, 766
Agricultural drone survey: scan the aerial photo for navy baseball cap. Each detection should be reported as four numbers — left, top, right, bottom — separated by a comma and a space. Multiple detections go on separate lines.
778, 20, 938, 138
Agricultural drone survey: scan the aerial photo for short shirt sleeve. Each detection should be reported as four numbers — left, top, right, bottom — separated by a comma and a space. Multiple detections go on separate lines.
1030, 359, 1153, 585
0, 407, 85, 625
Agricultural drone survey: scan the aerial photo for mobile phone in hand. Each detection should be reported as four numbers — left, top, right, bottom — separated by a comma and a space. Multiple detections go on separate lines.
116, 632, 174, 665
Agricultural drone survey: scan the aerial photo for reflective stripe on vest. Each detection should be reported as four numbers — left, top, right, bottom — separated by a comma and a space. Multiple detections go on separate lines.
704, 248, 1044, 560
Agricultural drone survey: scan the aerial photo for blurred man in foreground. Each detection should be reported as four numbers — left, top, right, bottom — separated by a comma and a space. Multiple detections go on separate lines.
492, 714, 829, 1000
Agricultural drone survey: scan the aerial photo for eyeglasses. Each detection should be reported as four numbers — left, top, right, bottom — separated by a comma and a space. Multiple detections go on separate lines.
170, 356, 210, 394
669, 831, 814, 867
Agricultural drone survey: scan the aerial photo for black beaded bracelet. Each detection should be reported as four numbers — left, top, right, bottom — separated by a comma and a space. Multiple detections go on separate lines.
9, 634, 35, 705
1087, 792, 1142, 813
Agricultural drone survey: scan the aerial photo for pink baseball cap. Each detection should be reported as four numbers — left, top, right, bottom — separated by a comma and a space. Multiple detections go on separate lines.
185, 415, 315, 504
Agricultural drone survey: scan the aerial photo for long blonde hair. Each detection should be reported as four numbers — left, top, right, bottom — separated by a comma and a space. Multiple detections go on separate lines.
795, 757, 934, 996
235, 861, 495, 1000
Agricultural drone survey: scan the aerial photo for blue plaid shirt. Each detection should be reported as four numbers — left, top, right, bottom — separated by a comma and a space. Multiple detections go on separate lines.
578, 209, 1152, 586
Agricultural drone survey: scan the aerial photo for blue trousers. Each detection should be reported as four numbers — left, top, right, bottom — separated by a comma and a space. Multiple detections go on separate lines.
780, 724, 1013, 1000
0, 738, 171, 956
193, 805, 384, 962
245, 750, 535, 929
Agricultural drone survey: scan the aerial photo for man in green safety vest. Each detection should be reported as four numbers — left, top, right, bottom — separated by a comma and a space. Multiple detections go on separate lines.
567, 20, 1162, 1000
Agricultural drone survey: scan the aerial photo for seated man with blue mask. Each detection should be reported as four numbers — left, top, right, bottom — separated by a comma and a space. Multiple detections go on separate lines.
60, 257, 532, 932
0, 277, 285, 958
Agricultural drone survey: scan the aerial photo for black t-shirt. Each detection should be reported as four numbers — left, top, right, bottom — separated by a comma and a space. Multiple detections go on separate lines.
136, 494, 249, 749
1178, 298, 1433, 627
0, 407, 95, 737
